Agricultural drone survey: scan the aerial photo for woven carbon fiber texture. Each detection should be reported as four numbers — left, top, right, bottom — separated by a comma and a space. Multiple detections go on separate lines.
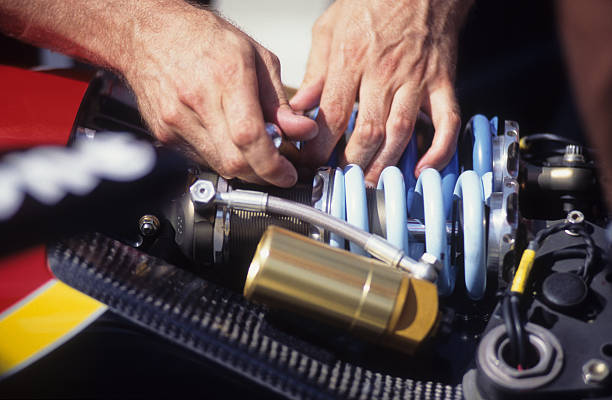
48, 233, 463, 400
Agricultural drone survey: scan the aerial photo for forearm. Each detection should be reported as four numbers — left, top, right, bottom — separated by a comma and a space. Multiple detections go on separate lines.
0, 0, 200, 74
558, 0, 612, 210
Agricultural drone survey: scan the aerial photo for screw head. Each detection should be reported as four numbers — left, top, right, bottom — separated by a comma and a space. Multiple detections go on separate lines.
583, 359, 610, 385
139, 215, 160, 237
190, 179, 216, 206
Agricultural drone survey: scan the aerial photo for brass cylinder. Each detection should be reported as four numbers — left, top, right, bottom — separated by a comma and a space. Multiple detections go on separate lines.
244, 226, 439, 353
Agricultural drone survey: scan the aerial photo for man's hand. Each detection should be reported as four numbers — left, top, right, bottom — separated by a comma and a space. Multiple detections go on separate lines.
125, 5, 318, 187
0, 0, 317, 187
291, 0, 471, 185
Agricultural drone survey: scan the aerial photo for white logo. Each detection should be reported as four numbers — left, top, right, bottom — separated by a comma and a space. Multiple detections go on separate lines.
0, 133, 156, 220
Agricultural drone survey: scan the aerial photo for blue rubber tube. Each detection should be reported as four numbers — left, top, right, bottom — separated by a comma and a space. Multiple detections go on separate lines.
343, 164, 369, 256
471, 114, 493, 178
329, 168, 346, 249
377, 166, 409, 253
454, 171, 486, 300
412, 168, 453, 295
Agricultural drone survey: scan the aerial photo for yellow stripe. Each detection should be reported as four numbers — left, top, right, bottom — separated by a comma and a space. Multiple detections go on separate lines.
511, 249, 536, 294
0, 280, 105, 377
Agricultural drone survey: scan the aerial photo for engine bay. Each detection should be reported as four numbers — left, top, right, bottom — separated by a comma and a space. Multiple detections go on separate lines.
34, 72, 608, 399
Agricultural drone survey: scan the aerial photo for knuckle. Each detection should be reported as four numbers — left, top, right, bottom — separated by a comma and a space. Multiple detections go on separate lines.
355, 122, 385, 147
388, 116, 414, 136
153, 126, 176, 144
322, 101, 351, 132
447, 111, 461, 130
159, 103, 182, 127
176, 85, 202, 108
231, 125, 261, 149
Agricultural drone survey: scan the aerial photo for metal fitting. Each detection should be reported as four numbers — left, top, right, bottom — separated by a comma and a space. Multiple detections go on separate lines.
190, 179, 216, 208
582, 359, 610, 385
410, 252, 441, 282
265, 122, 300, 164
488, 120, 520, 271
566, 210, 585, 225
477, 323, 564, 390
565, 210, 585, 237
216, 190, 268, 212
563, 144, 585, 164
138, 215, 160, 237
245, 226, 439, 353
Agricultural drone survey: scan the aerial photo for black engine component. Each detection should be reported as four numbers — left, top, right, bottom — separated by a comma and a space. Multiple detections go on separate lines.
465, 220, 612, 399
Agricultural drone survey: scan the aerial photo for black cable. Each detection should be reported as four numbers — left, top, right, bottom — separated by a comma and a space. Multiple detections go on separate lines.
534, 221, 596, 281
522, 133, 579, 146
503, 219, 596, 369
520, 134, 583, 164
502, 295, 519, 366
510, 294, 528, 368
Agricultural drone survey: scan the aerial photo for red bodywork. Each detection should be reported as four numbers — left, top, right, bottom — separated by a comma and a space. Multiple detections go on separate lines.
0, 66, 89, 314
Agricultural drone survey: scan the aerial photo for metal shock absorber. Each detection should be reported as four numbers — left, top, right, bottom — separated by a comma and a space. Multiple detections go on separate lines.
163, 109, 519, 300
312, 114, 519, 301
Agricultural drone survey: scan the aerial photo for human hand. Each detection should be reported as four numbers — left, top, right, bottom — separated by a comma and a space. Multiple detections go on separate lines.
122, 3, 317, 187
291, 0, 472, 186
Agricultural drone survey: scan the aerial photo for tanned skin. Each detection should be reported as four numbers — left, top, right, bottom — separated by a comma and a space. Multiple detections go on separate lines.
0, 0, 318, 187
291, 0, 473, 186
0, 0, 471, 187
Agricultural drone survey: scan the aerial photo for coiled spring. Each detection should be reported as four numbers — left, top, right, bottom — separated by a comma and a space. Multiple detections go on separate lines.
321, 114, 499, 300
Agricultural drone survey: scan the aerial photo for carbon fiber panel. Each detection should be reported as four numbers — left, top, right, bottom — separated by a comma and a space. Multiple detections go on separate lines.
48, 233, 462, 400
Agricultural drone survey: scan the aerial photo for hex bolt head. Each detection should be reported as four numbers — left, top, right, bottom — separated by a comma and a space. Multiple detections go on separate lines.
583, 359, 610, 385
565, 210, 585, 237
190, 179, 216, 207
139, 215, 160, 237
566, 210, 585, 225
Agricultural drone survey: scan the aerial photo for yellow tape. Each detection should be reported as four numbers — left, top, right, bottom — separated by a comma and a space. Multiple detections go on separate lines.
511, 249, 536, 294
0, 280, 106, 377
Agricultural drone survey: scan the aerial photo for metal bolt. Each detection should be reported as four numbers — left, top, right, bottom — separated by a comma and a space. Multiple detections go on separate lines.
565, 210, 585, 236
265, 122, 283, 148
582, 359, 610, 385
567, 210, 585, 224
563, 144, 585, 164
190, 179, 216, 207
139, 215, 160, 237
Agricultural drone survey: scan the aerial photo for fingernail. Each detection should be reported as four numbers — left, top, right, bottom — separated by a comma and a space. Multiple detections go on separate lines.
365, 180, 377, 189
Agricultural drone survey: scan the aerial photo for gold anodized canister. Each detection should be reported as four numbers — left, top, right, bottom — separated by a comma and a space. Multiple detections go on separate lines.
244, 226, 439, 352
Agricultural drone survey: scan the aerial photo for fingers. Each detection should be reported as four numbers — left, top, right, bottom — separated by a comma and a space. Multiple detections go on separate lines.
302, 58, 361, 167
253, 45, 318, 141
221, 56, 299, 188
290, 8, 334, 111
363, 83, 421, 185
342, 72, 395, 172
414, 82, 461, 176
